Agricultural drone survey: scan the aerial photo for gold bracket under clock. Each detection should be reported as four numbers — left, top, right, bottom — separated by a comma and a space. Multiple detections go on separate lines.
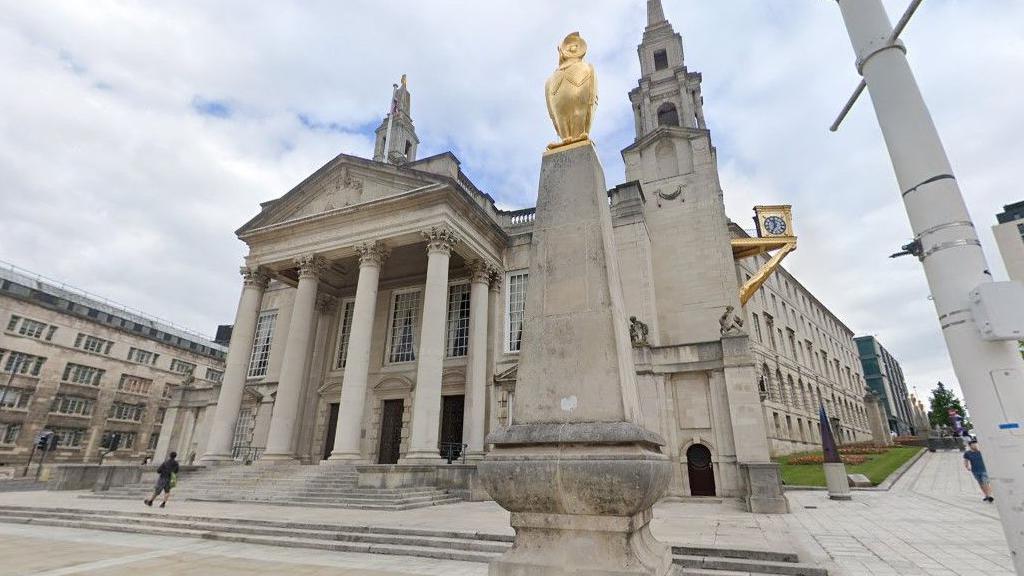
731, 205, 797, 306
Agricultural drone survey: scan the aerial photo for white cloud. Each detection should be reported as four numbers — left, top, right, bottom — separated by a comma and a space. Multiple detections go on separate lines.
2, 1, 1022, 406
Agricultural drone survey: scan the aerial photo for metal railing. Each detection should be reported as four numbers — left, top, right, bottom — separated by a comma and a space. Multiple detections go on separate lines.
440, 442, 467, 464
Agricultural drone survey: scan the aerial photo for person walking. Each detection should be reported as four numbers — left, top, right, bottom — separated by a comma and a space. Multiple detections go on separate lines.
963, 440, 994, 502
144, 451, 179, 508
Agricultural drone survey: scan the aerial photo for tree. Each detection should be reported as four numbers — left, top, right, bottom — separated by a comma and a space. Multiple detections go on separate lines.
928, 381, 969, 429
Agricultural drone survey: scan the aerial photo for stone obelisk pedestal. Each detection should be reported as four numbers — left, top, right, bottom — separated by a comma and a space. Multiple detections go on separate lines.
824, 462, 852, 501
479, 142, 673, 575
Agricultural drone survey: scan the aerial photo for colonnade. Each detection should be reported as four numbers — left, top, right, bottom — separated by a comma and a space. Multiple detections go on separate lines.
201, 225, 498, 465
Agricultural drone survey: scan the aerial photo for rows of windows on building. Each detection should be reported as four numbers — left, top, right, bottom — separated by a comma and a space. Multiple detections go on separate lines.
245, 273, 532, 379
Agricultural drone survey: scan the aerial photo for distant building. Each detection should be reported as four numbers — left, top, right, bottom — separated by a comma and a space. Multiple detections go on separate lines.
0, 261, 225, 469
854, 336, 915, 435
993, 200, 1024, 283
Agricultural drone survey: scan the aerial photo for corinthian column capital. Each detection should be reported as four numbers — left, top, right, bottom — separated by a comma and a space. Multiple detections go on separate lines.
240, 266, 271, 289
422, 225, 460, 256
355, 241, 390, 267
468, 259, 500, 284
294, 254, 327, 280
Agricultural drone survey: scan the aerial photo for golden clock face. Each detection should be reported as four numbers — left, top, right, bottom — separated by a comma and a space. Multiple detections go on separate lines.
763, 216, 787, 236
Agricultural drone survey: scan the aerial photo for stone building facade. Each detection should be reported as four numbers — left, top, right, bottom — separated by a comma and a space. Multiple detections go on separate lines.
855, 335, 915, 436
0, 262, 225, 472
192, 1, 872, 501
993, 200, 1024, 284
739, 251, 873, 455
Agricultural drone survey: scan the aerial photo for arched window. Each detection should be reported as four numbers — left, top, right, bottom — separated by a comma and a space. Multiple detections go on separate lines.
657, 102, 680, 127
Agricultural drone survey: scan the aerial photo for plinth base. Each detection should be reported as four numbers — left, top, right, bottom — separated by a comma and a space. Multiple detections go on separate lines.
481, 422, 673, 576
824, 462, 852, 500
490, 509, 671, 576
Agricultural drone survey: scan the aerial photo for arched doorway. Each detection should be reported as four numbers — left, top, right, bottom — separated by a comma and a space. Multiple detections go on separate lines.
686, 444, 716, 496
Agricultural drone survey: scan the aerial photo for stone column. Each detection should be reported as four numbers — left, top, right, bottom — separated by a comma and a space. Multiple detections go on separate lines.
201, 266, 270, 463
480, 143, 672, 576
865, 392, 892, 446
402, 225, 459, 463
329, 241, 389, 461
297, 294, 335, 462
263, 254, 325, 461
462, 260, 494, 460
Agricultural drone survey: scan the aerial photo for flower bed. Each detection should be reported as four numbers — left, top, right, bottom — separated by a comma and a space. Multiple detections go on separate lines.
786, 454, 868, 466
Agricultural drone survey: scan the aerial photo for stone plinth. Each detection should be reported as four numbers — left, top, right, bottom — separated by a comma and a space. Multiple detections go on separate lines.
48, 464, 143, 492
479, 142, 672, 575
824, 462, 852, 500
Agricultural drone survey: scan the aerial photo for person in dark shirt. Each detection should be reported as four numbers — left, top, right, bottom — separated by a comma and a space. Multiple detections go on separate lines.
963, 440, 993, 503
145, 451, 179, 508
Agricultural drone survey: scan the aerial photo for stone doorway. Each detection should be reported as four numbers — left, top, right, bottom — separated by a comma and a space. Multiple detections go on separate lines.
686, 444, 716, 496
439, 394, 464, 460
377, 399, 404, 464
322, 403, 339, 460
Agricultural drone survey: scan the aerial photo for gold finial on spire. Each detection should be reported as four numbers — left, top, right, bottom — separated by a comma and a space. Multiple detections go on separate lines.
544, 32, 598, 151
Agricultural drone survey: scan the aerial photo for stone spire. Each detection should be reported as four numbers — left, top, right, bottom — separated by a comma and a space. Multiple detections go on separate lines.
373, 74, 419, 164
647, 0, 666, 27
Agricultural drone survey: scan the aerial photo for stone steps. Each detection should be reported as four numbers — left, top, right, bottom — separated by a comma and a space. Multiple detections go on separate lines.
83, 463, 456, 510
0, 478, 48, 492
0, 505, 828, 574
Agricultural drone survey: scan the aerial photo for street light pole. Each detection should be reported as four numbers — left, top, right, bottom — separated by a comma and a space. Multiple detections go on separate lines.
833, 1, 1024, 571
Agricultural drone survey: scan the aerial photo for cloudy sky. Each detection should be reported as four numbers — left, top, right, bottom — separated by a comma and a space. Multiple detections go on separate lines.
2, 1, 1022, 404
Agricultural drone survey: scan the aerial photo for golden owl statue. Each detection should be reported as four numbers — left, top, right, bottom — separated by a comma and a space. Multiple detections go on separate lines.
545, 32, 598, 150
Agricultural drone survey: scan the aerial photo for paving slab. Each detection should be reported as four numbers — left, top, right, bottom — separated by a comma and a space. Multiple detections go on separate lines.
0, 450, 1012, 575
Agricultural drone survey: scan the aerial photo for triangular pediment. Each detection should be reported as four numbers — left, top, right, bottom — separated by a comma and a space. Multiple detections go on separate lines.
237, 153, 443, 235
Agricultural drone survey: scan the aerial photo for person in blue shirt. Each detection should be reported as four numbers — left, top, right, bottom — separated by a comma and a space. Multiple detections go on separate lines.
963, 440, 993, 502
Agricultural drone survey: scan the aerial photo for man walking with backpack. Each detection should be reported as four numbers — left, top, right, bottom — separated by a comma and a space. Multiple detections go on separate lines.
145, 451, 179, 508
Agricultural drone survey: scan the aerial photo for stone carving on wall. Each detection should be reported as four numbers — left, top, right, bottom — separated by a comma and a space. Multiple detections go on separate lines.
719, 305, 745, 336
629, 316, 650, 347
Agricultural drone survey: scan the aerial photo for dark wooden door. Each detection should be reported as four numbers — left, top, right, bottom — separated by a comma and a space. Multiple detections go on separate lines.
377, 399, 404, 464
686, 444, 716, 496
322, 403, 339, 460
439, 395, 465, 460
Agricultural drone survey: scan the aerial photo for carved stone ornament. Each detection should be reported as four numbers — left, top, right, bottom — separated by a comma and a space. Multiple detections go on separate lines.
340, 166, 363, 193
422, 225, 460, 255
355, 241, 390, 267
240, 266, 271, 289
629, 316, 650, 347
294, 254, 327, 280
316, 293, 338, 314
657, 185, 683, 201
719, 305, 745, 337
468, 259, 499, 284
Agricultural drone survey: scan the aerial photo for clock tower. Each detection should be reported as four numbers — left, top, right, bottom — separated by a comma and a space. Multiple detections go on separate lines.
621, 0, 740, 344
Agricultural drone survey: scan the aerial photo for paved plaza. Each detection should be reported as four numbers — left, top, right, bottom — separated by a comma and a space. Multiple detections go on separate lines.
0, 450, 1012, 576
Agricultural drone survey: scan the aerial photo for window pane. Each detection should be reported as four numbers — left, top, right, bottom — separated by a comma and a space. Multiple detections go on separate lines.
247, 311, 277, 378
506, 272, 528, 352
388, 291, 420, 363
445, 284, 471, 358
335, 301, 355, 369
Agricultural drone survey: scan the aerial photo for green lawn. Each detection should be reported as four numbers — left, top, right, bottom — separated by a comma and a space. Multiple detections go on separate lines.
774, 446, 923, 487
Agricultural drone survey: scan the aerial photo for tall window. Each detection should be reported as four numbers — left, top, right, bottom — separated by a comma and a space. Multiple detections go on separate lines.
388, 290, 421, 363
147, 433, 161, 450
169, 359, 196, 375
751, 313, 762, 343
52, 427, 86, 448
62, 362, 104, 386
506, 271, 528, 353
118, 374, 152, 395
656, 102, 679, 127
128, 347, 158, 365
334, 300, 356, 369
446, 283, 471, 358
653, 49, 668, 71
247, 311, 277, 378
0, 388, 30, 409
2, 351, 46, 376
10, 317, 51, 339
75, 333, 113, 355
0, 423, 20, 445
109, 402, 145, 422
232, 407, 255, 452
51, 395, 94, 416
1017, 222, 1024, 241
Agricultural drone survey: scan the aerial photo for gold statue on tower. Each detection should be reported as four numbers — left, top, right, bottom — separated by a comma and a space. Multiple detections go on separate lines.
545, 32, 597, 150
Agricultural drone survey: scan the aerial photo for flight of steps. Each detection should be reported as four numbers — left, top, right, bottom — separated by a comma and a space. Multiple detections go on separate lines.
84, 462, 460, 510
0, 478, 48, 492
0, 505, 830, 575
